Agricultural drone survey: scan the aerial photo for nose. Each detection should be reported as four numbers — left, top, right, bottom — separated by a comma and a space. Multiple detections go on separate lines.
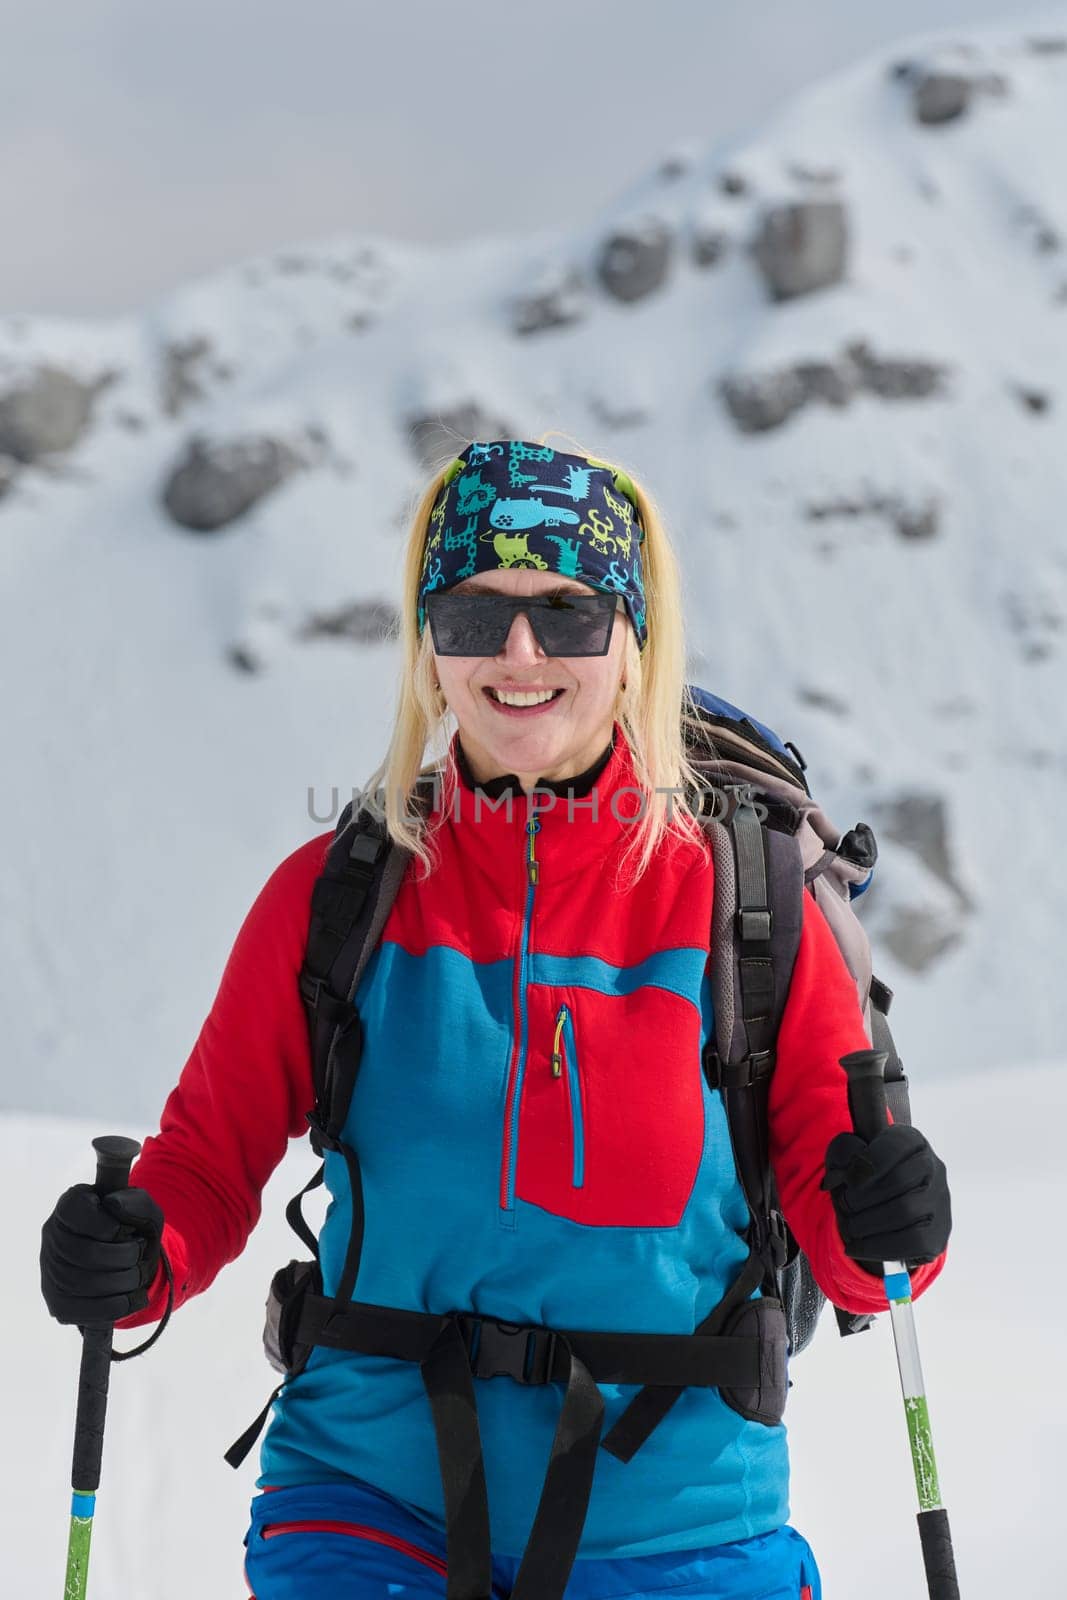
497, 607, 547, 664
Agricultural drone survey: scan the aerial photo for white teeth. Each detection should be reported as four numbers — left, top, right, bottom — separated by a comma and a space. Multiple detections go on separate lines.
490, 688, 559, 707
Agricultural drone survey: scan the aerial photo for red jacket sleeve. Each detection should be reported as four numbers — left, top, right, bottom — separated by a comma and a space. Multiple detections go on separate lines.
116, 832, 333, 1328
768, 887, 947, 1315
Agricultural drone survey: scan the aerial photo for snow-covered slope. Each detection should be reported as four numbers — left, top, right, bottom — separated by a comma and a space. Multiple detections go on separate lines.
2, 22, 1066, 1122
9, 1061, 1061, 1598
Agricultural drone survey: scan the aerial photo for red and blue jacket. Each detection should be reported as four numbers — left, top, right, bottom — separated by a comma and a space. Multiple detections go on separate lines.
121, 722, 945, 1558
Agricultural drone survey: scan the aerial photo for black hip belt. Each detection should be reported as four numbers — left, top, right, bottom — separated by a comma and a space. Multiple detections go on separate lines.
229, 1245, 783, 1600
295, 1291, 763, 1389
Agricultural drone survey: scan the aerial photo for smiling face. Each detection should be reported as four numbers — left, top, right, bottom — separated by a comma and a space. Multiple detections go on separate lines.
432, 568, 627, 791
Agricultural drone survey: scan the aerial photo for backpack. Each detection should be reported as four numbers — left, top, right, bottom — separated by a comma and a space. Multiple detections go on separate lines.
226, 685, 912, 1600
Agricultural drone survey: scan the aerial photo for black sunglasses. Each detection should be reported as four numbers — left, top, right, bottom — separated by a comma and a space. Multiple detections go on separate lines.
426, 590, 620, 657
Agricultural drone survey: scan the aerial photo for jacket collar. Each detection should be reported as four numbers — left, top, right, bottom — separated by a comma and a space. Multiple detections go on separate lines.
453, 727, 616, 801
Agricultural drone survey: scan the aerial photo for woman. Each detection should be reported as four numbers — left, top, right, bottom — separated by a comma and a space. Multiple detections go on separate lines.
41, 438, 951, 1600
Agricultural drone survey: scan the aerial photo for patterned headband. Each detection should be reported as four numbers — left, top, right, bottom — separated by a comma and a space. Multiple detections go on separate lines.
416, 439, 648, 651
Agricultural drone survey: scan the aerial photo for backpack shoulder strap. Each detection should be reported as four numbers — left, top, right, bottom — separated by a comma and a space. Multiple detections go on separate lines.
299, 779, 436, 1144
285, 778, 436, 1264
701, 787, 804, 1294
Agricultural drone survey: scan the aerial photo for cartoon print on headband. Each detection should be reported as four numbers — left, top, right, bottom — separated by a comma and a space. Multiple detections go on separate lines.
416, 440, 648, 650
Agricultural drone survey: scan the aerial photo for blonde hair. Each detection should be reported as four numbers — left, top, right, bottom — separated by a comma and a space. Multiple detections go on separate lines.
360, 431, 711, 884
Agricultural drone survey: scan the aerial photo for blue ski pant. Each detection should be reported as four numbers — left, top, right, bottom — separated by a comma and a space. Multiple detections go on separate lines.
243, 1482, 822, 1599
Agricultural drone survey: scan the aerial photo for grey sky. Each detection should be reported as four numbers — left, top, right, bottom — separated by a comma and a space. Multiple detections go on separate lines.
0, 0, 1045, 316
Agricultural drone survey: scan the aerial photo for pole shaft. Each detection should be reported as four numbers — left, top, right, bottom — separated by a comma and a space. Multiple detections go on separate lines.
60, 1136, 141, 1599
838, 1053, 960, 1598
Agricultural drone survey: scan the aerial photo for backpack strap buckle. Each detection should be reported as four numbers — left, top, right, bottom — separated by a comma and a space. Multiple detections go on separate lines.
703, 1047, 774, 1093
737, 907, 773, 944
459, 1315, 559, 1386
767, 1208, 790, 1273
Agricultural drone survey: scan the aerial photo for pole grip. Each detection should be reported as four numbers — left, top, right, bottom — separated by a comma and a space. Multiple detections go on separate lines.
92, 1135, 141, 1197
917, 1508, 960, 1599
70, 1136, 142, 1493
839, 1049, 890, 1144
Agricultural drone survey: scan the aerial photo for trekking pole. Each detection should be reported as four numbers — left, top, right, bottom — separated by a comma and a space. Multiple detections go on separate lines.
63, 1134, 142, 1600
839, 1049, 960, 1600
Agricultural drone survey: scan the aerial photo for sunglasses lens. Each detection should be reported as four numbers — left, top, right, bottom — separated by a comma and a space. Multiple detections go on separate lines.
427, 593, 617, 656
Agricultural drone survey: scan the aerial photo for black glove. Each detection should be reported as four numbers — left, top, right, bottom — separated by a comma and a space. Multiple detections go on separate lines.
821, 1123, 951, 1276
41, 1184, 164, 1326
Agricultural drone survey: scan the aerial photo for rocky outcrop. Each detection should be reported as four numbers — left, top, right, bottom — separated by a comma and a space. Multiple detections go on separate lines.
862, 789, 975, 973
689, 210, 730, 268
719, 340, 950, 432
160, 336, 235, 417
297, 599, 399, 645
407, 406, 515, 470
805, 489, 941, 542
0, 365, 101, 462
891, 55, 1010, 125
162, 434, 304, 531
595, 217, 673, 304
870, 791, 973, 909
751, 200, 848, 301
512, 265, 587, 336
879, 903, 964, 973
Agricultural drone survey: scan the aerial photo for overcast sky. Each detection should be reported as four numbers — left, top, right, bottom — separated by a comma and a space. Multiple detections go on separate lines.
0, 0, 1048, 317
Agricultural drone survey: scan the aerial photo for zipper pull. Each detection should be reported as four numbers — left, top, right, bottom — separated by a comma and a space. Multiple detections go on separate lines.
551, 1006, 566, 1078
526, 815, 540, 886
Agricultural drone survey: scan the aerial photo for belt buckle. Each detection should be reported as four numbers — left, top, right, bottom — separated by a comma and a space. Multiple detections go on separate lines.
464, 1317, 556, 1385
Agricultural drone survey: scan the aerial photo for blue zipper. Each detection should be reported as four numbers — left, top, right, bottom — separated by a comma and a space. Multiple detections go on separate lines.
559, 1005, 585, 1188
502, 814, 541, 1219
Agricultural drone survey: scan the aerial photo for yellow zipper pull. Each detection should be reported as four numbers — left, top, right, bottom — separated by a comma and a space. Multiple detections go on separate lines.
551, 1006, 566, 1077
526, 815, 540, 886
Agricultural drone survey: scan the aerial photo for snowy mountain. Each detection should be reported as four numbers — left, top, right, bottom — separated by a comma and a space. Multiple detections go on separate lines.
10, 1060, 1062, 1598
2, 21, 1066, 1124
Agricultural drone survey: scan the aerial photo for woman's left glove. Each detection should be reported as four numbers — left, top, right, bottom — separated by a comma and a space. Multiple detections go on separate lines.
821, 1123, 951, 1274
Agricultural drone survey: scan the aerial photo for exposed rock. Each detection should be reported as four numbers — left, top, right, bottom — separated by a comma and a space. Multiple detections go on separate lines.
595, 217, 673, 304
407, 406, 515, 470
0, 454, 17, 500
512, 265, 587, 336
1027, 36, 1067, 54
880, 904, 964, 973
894, 57, 1010, 125
868, 791, 972, 909
914, 71, 972, 125
1014, 384, 1052, 415
690, 219, 730, 269
162, 434, 304, 532
718, 171, 748, 198
0, 365, 99, 462
720, 370, 808, 432
298, 599, 399, 645
719, 342, 950, 433
161, 336, 215, 418
844, 340, 947, 400
790, 360, 856, 407
804, 489, 941, 542
226, 643, 261, 674
751, 199, 848, 301
796, 684, 849, 716
891, 497, 940, 540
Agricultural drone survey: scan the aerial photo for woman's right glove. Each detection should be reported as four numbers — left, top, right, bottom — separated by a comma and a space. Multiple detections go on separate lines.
40, 1184, 164, 1325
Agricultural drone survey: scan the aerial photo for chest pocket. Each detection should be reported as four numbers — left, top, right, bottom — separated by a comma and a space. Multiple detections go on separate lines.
514, 982, 705, 1228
